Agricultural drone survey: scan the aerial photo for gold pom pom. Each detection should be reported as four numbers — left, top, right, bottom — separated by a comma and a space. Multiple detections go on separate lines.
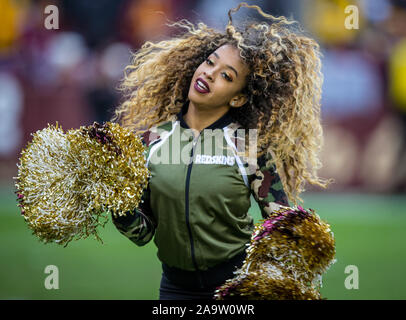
14, 122, 149, 246
214, 206, 336, 300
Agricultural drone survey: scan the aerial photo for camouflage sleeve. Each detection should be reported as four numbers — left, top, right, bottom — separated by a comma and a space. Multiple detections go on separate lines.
112, 184, 156, 247
250, 151, 290, 219
111, 132, 156, 246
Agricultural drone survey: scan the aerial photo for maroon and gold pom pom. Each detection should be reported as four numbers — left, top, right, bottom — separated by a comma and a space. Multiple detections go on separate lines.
214, 206, 336, 300
14, 122, 149, 246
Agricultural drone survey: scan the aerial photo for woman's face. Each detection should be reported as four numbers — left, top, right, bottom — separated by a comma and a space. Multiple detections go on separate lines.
187, 44, 250, 109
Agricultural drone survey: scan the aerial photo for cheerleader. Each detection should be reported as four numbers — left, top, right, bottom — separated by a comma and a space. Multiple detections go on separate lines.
111, 2, 332, 300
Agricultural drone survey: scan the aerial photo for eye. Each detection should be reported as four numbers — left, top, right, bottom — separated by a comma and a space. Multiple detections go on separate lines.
222, 73, 232, 82
205, 58, 232, 82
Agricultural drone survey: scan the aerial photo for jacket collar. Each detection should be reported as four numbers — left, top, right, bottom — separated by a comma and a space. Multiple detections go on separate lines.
176, 102, 234, 130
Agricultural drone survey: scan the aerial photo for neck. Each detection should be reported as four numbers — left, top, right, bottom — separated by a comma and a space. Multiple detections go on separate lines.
183, 101, 230, 134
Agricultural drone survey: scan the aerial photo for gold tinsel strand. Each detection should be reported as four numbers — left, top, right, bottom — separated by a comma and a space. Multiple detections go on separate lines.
213, 206, 336, 300
14, 122, 149, 246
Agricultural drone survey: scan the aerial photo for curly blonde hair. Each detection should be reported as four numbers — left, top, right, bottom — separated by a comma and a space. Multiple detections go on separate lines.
112, 2, 334, 205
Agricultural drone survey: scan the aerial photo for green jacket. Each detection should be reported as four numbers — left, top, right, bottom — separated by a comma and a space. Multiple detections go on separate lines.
112, 104, 289, 272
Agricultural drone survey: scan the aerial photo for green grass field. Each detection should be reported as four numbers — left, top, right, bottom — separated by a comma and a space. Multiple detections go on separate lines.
1, 183, 405, 300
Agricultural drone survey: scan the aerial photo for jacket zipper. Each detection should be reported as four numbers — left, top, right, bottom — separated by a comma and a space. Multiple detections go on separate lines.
185, 134, 205, 289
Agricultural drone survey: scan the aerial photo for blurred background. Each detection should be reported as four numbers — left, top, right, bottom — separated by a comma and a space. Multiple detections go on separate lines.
0, 0, 405, 299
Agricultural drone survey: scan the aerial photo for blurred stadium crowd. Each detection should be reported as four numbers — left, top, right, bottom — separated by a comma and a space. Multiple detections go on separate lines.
1, 0, 405, 194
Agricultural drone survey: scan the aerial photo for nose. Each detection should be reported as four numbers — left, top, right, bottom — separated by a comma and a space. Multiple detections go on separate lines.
203, 70, 214, 82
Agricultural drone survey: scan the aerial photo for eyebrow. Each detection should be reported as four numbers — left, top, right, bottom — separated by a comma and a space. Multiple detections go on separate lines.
212, 52, 239, 77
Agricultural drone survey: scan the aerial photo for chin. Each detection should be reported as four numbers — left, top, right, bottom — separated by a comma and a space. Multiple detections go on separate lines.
187, 89, 202, 105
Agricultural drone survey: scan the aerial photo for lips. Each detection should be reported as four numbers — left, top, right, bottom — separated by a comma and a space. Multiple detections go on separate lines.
194, 77, 210, 93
